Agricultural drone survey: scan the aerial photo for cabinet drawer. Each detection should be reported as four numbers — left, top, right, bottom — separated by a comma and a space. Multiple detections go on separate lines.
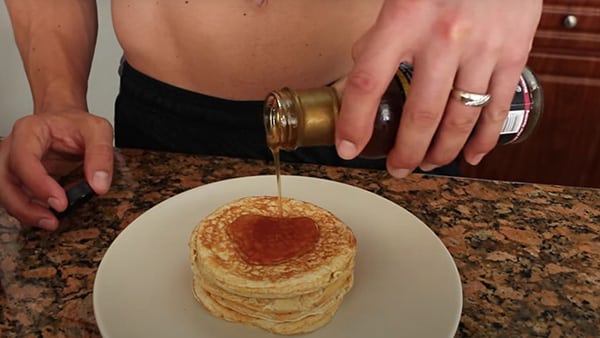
542, 0, 600, 6
538, 5, 600, 33
533, 3, 600, 55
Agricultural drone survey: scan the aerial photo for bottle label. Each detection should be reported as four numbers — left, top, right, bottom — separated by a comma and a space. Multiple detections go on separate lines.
396, 64, 413, 95
501, 75, 531, 143
500, 109, 526, 135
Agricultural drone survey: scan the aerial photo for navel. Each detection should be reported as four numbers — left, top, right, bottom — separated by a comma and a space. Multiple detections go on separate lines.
255, 0, 268, 8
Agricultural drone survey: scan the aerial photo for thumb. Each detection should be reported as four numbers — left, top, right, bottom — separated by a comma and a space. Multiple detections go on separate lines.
82, 118, 114, 194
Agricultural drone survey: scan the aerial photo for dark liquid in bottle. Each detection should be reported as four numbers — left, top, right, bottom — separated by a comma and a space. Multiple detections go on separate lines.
360, 76, 405, 159
227, 214, 318, 265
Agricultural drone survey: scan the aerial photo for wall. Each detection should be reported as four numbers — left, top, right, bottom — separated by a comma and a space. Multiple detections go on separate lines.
0, 2, 121, 137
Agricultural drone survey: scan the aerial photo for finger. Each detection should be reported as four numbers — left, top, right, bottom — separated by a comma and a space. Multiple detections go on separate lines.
9, 119, 67, 212
420, 59, 496, 171
463, 64, 526, 165
336, 41, 404, 159
81, 118, 114, 194
386, 52, 460, 178
336, 22, 412, 159
0, 177, 59, 230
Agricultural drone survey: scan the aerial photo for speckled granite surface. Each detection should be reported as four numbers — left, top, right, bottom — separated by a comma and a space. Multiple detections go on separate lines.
0, 148, 598, 337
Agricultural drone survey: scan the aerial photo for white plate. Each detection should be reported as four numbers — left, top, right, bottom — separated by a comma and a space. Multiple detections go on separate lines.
93, 175, 462, 338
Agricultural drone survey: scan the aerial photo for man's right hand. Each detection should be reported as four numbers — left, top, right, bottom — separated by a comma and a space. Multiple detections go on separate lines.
0, 109, 114, 230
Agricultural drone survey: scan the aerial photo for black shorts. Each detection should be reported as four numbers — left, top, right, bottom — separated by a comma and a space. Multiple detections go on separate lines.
114, 62, 459, 175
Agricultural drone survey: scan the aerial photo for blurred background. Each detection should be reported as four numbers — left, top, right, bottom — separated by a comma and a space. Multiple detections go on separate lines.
0, 2, 120, 137
1, 1, 598, 188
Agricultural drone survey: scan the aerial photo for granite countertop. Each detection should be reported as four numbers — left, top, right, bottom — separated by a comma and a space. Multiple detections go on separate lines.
0, 148, 598, 337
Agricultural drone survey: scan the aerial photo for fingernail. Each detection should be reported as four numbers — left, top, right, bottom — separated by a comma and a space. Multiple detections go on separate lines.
47, 197, 62, 211
389, 168, 411, 178
419, 163, 437, 172
470, 153, 486, 165
93, 171, 110, 193
38, 218, 56, 230
337, 140, 357, 160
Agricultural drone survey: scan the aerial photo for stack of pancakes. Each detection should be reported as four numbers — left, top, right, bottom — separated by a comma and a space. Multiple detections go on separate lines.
189, 196, 357, 335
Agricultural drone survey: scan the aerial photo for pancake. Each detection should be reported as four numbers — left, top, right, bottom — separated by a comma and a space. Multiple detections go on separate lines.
195, 266, 354, 319
192, 279, 348, 335
188, 196, 357, 335
190, 196, 357, 297
193, 274, 354, 323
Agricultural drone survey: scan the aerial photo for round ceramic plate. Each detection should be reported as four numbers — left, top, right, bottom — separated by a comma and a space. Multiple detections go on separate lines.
93, 175, 462, 338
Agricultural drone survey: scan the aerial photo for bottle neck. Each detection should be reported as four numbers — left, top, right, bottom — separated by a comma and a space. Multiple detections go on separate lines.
264, 87, 339, 151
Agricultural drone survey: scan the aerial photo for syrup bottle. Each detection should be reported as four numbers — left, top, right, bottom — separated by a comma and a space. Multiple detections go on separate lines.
264, 64, 543, 159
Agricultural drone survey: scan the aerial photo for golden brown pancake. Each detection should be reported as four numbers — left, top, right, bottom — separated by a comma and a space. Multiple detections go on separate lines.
192, 273, 354, 322
195, 268, 354, 319
188, 196, 357, 335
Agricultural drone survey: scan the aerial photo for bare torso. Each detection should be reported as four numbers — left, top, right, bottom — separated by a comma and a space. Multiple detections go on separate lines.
111, 0, 383, 100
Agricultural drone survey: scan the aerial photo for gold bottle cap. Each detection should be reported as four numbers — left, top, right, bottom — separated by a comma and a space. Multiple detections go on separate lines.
264, 87, 339, 150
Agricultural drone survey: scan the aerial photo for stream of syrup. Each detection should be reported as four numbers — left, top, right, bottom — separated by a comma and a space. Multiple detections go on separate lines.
224, 126, 322, 266
271, 147, 284, 216
225, 146, 319, 265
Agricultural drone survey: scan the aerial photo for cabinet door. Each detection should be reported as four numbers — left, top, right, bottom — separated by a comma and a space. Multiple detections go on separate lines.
460, 1, 600, 188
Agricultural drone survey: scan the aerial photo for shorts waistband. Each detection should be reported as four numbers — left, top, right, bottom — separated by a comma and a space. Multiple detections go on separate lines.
119, 61, 264, 125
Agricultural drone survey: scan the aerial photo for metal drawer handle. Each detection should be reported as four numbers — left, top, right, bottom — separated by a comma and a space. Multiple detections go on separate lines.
563, 15, 578, 29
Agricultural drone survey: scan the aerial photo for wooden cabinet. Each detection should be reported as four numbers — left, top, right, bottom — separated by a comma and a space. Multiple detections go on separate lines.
460, 0, 600, 188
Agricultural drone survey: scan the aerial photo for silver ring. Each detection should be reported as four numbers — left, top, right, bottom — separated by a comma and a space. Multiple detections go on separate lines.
451, 88, 491, 107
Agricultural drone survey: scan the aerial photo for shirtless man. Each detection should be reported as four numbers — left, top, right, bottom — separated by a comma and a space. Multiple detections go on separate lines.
0, 0, 543, 230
